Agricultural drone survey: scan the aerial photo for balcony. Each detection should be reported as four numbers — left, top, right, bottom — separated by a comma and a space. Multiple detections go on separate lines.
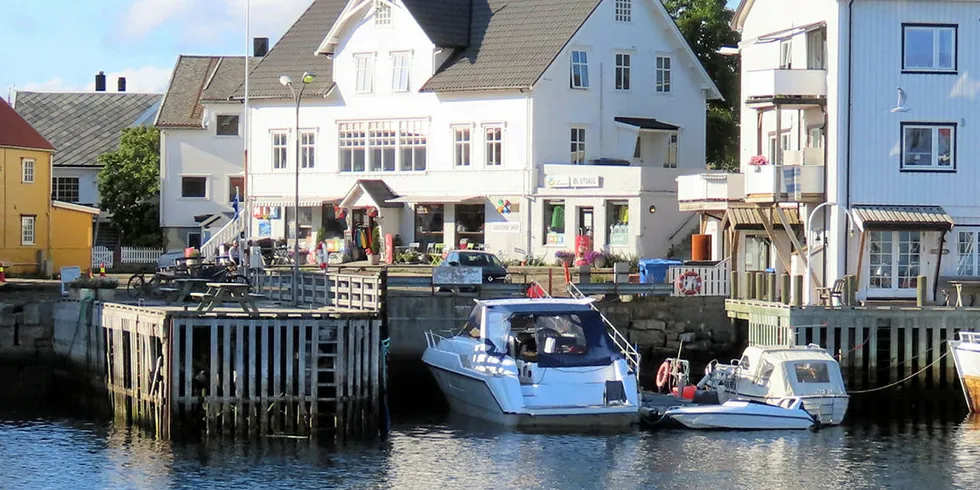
745, 69, 827, 106
676, 173, 745, 212
782, 148, 824, 167
744, 164, 824, 203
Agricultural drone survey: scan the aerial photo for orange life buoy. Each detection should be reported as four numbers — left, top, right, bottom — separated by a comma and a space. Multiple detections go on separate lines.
656, 360, 672, 390
674, 270, 703, 296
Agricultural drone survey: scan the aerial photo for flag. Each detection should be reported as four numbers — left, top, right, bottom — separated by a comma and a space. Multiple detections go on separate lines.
232, 186, 240, 216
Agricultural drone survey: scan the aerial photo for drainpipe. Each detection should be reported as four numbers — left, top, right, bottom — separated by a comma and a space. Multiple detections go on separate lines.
525, 88, 533, 258
933, 230, 946, 302
842, 0, 856, 282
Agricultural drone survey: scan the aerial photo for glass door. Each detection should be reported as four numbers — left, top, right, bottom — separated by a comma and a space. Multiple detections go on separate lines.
868, 231, 921, 296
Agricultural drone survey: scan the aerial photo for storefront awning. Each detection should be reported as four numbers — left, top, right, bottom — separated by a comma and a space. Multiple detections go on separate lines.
727, 206, 801, 230
614, 117, 680, 132
851, 205, 954, 231
387, 195, 484, 205
250, 197, 337, 207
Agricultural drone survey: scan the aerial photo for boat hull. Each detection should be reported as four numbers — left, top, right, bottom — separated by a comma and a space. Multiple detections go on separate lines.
715, 391, 848, 425
665, 403, 814, 430
950, 339, 980, 412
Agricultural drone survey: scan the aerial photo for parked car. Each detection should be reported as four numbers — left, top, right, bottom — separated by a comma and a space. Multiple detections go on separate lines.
441, 250, 509, 283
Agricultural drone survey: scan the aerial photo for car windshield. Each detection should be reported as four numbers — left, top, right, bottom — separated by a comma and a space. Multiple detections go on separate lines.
458, 252, 502, 267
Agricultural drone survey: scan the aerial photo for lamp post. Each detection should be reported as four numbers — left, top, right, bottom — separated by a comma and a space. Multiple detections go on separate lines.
279, 72, 315, 305
805, 202, 853, 305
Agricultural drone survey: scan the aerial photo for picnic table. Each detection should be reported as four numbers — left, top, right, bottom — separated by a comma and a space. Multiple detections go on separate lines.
947, 279, 980, 307
160, 277, 211, 304
193, 282, 262, 314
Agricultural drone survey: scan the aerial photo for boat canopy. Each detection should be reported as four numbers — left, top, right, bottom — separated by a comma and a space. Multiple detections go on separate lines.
752, 349, 846, 398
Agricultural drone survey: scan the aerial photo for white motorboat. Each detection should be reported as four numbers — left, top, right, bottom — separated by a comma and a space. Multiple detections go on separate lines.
950, 331, 980, 412
698, 344, 849, 425
664, 397, 816, 430
422, 298, 640, 427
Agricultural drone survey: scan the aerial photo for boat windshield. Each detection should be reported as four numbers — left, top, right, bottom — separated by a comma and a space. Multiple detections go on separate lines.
793, 362, 831, 383
508, 311, 620, 368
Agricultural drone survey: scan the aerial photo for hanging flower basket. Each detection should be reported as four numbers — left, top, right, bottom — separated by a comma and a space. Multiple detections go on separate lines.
749, 155, 769, 171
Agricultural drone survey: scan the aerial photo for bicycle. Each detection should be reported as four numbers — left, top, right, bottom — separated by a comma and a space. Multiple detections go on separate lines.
127, 271, 173, 299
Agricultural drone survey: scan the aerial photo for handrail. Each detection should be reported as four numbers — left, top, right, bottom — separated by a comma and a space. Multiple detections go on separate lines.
959, 331, 980, 344
200, 213, 245, 259
565, 282, 641, 376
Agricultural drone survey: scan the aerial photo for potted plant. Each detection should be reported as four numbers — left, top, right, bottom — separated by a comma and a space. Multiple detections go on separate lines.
366, 227, 381, 265
585, 250, 607, 268
749, 155, 769, 171
68, 277, 120, 301
554, 250, 575, 267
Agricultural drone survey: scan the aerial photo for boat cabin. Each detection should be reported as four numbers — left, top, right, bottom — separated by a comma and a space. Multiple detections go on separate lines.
733, 345, 846, 399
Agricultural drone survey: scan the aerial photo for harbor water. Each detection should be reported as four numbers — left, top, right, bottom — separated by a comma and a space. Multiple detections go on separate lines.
2, 405, 979, 489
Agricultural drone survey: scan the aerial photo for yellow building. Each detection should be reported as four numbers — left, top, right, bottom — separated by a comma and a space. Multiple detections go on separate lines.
0, 98, 99, 276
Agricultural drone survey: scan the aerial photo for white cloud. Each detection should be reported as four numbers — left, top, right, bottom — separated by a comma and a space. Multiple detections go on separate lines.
951, 72, 980, 100
83, 66, 174, 94
121, 0, 193, 38
119, 0, 311, 46
21, 77, 87, 92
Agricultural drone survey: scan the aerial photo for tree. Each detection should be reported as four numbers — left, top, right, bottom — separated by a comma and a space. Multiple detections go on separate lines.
662, 0, 741, 171
97, 126, 162, 246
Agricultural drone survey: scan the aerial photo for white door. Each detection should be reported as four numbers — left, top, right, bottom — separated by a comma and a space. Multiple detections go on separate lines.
867, 231, 921, 297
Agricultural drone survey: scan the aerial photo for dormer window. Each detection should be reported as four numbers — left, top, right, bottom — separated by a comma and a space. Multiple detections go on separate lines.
615, 0, 631, 22
375, 1, 391, 26
216, 115, 240, 136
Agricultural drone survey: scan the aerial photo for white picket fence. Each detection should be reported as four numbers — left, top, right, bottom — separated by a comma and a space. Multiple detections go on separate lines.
121, 247, 163, 264
92, 246, 114, 269
667, 258, 731, 297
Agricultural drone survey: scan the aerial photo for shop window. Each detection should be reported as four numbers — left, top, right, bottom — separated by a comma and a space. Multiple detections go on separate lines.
606, 201, 629, 246
286, 207, 314, 239
415, 204, 445, 247
455, 204, 485, 247
321, 204, 347, 238
544, 200, 566, 245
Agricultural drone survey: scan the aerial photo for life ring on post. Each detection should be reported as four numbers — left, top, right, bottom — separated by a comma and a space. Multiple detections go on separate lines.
655, 360, 672, 391
674, 270, 703, 296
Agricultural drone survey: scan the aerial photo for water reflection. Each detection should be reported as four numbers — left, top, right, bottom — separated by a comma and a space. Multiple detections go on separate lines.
2, 412, 980, 489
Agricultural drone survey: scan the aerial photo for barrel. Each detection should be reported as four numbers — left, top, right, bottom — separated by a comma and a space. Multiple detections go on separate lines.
691, 234, 711, 261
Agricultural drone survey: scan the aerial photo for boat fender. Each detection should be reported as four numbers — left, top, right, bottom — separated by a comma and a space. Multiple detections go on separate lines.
655, 360, 672, 391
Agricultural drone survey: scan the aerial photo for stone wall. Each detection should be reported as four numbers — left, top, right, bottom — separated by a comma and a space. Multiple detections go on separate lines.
0, 301, 55, 359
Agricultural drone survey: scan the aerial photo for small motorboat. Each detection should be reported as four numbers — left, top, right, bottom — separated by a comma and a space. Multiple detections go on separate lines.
663, 397, 816, 430
950, 331, 980, 412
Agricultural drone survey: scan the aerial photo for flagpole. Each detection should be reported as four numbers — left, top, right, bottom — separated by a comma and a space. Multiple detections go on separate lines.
244, 0, 252, 248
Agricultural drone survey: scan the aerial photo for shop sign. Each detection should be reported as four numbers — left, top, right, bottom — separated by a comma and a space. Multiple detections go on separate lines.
487, 222, 521, 234
545, 175, 600, 188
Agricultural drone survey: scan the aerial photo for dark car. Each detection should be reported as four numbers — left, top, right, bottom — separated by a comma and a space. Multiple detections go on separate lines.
441, 250, 509, 283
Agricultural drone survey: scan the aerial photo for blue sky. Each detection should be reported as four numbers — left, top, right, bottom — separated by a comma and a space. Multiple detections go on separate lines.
0, 0, 741, 97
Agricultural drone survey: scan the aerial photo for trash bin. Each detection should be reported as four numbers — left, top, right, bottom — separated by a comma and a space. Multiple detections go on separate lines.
638, 258, 683, 284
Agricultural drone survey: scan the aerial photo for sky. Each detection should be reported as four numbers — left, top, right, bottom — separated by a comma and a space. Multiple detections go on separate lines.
0, 0, 742, 98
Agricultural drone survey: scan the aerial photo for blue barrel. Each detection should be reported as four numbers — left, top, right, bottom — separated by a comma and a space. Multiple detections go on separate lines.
639, 258, 683, 283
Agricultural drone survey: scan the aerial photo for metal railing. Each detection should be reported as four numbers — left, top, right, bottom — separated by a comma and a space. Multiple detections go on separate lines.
200, 213, 245, 259
566, 282, 641, 376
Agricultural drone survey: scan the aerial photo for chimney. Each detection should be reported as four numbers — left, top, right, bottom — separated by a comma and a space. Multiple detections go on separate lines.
253, 37, 269, 57
117, 77, 126, 92
95, 71, 106, 92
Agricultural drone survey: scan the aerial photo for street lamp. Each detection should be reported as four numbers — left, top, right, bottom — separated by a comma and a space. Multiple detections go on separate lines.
279, 71, 315, 305
805, 202, 854, 305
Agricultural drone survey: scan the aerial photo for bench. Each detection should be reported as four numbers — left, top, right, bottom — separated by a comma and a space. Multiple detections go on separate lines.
158, 287, 179, 293
816, 279, 846, 306
189, 292, 213, 300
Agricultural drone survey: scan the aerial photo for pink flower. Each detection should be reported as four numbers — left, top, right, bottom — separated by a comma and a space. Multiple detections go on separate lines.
749, 155, 769, 166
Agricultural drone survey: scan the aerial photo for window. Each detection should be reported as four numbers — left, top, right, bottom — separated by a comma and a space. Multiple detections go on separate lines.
869, 231, 921, 291
794, 362, 831, 383
615, 0, 631, 22
52, 176, 80, 203
902, 123, 954, 171
354, 53, 375, 94
544, 201, 566, 245
664, 132, 678, 168
453, 127, 471, 167
21, 158, 34, 183
455, 204, 485, 246
301, 131, 315, 169
415, 204, 445, 247
956, 229, 979, 276
272, 131, 288, 169
228, 176, 244, 203
391, 51, 411, 92
570, 127, 586, 164
656, 56, 671, 93
808, 127, 824, 148
779, 39, 792, 69
745, 236, 771, 271
570, 50, 589, 89
216, 115, 239, 136
181, 176, 207, 198
903, 24, 956, 72
375, 0, 391, 26
759, 361, 776, 384
21, 216, 35, 245
485, 126, 502, 166
187, 231, 202, 249
339, 120, 427, 173
606, 201, 629, 246
615, 53, 631, 90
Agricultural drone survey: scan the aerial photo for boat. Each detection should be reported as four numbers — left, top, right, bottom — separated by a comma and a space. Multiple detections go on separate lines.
950, 331, 980, 412
697, 344, 849, 425
663, 397, 816, 430
422, 298, 640, 427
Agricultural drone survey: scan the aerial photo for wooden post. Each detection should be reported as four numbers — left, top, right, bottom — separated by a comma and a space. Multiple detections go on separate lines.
285, 320, 295, 433
846, 275, 857, 306
730, 270, 739, 299
916, 275, 927, 307
766, 273, 777, 302
222, 321, 232, 433
754, 272, 765, 301
780, 273, 790, 305
744, 272, 755, 300
792, 275, 803, 306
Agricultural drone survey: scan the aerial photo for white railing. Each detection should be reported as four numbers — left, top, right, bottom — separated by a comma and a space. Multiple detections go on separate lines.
745, 69, 827, 99
254, 269, 383, 311
200, 213, 245, 259
566, 282, 641, 376
120, 247, 163, 264
959, 331, 980, 344
744, 164, 824, 200
667, 258, 731, 297
92, 246, 114, 269
676, 172, 744, 203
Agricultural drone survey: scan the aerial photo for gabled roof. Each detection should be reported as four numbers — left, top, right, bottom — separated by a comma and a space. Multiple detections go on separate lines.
0, 97, 55, 151
402, 0, 471, 48
13, 91, 160, 165
156, 55, 252, 128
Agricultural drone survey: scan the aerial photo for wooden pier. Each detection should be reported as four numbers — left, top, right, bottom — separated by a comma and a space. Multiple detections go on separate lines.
92, 302, 384, 439
727, 300, 980, 394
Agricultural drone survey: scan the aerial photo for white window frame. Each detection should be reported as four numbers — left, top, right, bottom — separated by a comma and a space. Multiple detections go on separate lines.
956, 228, 980, 277
571, 127, 587, 164
215, 114, 240, 136
615, 0, 631, 22
664, 132, 678, 168
338, 120, 427, 173
300, 130, 316, 169
272, 131, 288, 169
570, 50, 590, 89
180, 175, 209, 199
354, 53, 375, 94
374, 0, 392, 26
484, 125, 503, 166
21, 158, 35, 183
390, 51, 411, 93
615, 52, 631, 91
779, 39, 793, 69
901, 123, 954, 171
21, 215, 35, 246
903, 24, 956, 72
52, 176, 80, 203
656, 55, 671, 93
453, 125, 471, 167
867, 230, 921, 295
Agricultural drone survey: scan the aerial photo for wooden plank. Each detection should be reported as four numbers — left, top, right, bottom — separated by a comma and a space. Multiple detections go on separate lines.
946, 319, 957, 387
260, 323, 269, 435
932, 321, 942, 388
347, 321, 356, 437
758, 208, 793, 275
825, 323, 836, 359
888, 319, 899, 385
917, 321, 928, 386
868, 319, 878, 388
298, 321, 307, 429
310, 322, 320, 429
358, 322, 367, 436
184, 322, 193, 411
171, 322, 181, 415
285, 319, 295, 433
235, 323, 244, 434
370, 319, 380, 435
854, 320, 865, 390
222, 320, 232, 433
209, 323, 218, 432
273, 322, 282, 433
904, 318, 914, 384
248, 319, 257, 433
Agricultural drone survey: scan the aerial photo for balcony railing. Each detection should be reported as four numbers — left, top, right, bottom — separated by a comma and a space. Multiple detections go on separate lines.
676, 173, 744, 211
782, 148, 825, 166
744, 164, 824, 203
745, 69, 827, 101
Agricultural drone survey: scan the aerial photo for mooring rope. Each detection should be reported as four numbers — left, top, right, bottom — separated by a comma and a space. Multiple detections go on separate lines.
847, 351, 950, 394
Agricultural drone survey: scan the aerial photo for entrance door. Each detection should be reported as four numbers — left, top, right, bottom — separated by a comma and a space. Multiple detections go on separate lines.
868, 231, 921, 297
578, 207, 594, 237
